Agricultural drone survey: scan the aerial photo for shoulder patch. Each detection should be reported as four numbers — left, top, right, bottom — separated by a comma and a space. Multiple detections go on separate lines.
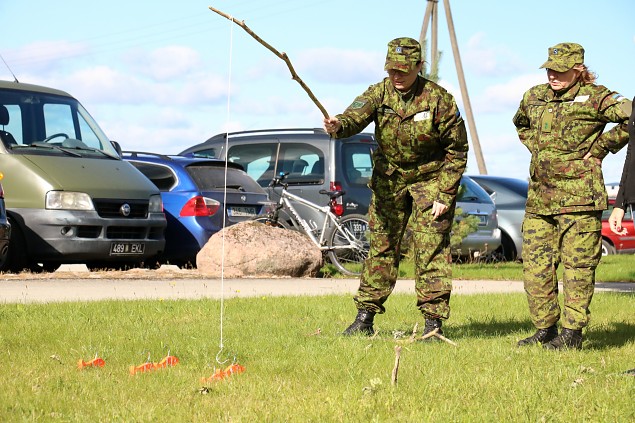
350, 100, 367, 110
612, 93, 626, 102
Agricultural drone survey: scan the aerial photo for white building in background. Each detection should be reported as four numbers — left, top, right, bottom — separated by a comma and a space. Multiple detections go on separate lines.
606, 182, 620, 199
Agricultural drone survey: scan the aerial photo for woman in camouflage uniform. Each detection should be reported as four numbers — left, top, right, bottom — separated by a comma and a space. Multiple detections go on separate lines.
513, 42, 632, 350
323, 37, 468, 338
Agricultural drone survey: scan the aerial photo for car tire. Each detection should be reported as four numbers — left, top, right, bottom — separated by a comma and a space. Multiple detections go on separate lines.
496, 232, 518, 262
601, 239, 616, 256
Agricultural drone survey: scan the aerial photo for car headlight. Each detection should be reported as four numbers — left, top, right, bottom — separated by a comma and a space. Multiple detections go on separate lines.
148, 194, 163, 213
45, 191, 95, 211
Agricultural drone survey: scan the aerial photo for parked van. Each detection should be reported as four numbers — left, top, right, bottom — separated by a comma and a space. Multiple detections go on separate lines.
0, 80, 166, 272
179, 128, 500, 257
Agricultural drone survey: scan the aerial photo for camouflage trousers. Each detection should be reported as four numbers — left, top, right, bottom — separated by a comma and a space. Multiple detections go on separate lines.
354, 174, 454, 319
522, 211, 602, 330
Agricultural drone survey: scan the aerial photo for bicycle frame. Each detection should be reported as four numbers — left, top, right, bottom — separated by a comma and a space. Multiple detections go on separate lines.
272, 188, 359, 253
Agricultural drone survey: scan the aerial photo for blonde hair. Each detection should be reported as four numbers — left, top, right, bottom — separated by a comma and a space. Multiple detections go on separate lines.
578, 64, 597, 85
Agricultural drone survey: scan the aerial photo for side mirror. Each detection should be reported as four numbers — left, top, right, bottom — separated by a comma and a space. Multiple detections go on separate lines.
110, 140, 123, 156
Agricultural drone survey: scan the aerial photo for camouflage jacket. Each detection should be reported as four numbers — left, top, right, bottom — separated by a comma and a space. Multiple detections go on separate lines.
334, 76, 468, 207
513, 81, 632, 214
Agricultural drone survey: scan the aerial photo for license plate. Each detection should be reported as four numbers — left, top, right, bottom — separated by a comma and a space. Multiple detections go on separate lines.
110, 242, 145, 255
228, 206, 258, 217
467, 214, 488, 226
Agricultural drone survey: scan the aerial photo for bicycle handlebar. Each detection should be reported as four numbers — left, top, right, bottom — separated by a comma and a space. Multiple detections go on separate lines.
269, 172, 289, 188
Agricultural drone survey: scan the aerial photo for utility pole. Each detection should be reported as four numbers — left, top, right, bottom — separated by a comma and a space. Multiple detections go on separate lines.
419, 0, 487, 174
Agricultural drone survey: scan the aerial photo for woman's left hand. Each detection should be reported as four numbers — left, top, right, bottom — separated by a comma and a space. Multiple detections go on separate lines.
431, 201, 448, 220
583, 152, 601, 165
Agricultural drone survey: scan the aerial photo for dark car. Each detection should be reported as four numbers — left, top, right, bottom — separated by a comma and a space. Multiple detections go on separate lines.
179, 129, 500, 258
0, 177, 11, 269
601, 199, 635, 256
468, 175, 528, 261
179, 128, 376, 230
122, 152, 270, 267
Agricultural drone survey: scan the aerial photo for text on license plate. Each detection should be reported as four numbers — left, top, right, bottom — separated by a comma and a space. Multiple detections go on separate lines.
476, 215, 488, 226
110, 242, 145, 255
228, 206, 258, 217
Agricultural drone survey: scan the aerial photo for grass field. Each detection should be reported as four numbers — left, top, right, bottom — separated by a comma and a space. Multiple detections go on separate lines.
1, 291, 633, 421
352, 254, 635, 282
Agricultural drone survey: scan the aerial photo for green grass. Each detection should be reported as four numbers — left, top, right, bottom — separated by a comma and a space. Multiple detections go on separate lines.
1, 293, 633, 421
329, 254, 635, 282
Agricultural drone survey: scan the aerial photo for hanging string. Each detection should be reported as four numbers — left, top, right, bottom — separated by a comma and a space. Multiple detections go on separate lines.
216, 17, 235, 366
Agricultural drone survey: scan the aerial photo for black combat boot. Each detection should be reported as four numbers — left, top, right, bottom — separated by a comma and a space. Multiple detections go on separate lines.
421, 318, 443, 340
342, 310, 375, 336
543, 328, 583, 350
517, 325, 558, 347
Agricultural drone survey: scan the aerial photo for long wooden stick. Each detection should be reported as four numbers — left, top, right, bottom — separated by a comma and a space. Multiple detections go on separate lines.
209, 7, 329, 118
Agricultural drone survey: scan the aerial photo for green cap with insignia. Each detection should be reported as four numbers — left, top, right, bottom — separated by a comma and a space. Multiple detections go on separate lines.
540, 42, 585, 72
384, 37, 421, 72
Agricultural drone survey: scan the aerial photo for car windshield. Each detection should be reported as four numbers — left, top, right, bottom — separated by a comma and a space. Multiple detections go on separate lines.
0, 90, 119, 158
475, 177, 528, 197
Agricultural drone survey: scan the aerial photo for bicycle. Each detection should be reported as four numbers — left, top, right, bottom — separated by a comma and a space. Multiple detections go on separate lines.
254, 172, 369, 276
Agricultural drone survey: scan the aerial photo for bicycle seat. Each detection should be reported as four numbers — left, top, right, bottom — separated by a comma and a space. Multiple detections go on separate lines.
319, 189, 346, 199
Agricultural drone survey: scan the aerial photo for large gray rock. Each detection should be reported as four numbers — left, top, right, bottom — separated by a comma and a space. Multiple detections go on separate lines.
196, 221, 323, 277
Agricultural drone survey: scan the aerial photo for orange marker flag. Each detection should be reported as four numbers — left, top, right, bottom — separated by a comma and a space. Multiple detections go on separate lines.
200, 363, 246, 383
77, 357, 105, 369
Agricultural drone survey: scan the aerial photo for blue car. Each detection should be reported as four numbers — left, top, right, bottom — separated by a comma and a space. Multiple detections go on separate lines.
122, 152, 270, 268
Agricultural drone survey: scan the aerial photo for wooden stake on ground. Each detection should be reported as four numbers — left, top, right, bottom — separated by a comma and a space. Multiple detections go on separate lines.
408, 322, 419, 343
391, 345, 402, 386
209, 6, 329, 118
421, 328, 458, 347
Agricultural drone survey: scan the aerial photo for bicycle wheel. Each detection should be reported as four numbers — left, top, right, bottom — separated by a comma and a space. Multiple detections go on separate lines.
252, 216, 290, 229
327, 213, 369, 276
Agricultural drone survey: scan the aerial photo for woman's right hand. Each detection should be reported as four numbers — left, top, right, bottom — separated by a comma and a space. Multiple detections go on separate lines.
323, 117, 341, 134
609, 207, 627, 235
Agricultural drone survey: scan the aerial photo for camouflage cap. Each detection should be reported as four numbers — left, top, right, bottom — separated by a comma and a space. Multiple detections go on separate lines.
540, 42, 585, 72
384, 37, 421, 72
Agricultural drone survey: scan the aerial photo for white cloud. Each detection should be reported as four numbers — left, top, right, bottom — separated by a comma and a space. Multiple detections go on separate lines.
295, 47, 384, 84
2, 41, 91, 78
464, 32, 525, 77
124, 45, 202, 81
474, 73, 545, 113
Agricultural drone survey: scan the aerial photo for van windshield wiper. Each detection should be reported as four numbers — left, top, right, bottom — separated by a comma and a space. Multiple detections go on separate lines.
25, 142, 83, 157
65, 144, 119, 159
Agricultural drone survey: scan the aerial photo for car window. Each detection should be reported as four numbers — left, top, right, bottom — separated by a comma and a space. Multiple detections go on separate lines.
227, 142, 325, 187
189, 147, 218, 158
1, 104, 22, 143
458, 177, 493, 203
129, 161, 177, 191
342, 143, 373, 186
186, 164, 265, 193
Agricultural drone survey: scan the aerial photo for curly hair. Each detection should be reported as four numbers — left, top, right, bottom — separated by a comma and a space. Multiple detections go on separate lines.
578, 64, 597, 85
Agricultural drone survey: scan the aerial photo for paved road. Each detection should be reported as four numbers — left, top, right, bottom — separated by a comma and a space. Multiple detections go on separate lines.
1, 270, 633, 304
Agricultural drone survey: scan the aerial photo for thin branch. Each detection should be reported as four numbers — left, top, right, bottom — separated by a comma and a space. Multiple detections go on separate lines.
209, 7, 329, 118
391, 345, 402, 386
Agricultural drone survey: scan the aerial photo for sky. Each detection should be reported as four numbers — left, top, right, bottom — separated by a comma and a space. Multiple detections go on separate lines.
1, 0, 634, 184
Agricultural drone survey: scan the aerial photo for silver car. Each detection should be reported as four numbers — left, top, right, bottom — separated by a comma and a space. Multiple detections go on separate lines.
454, 175, 501, 258
468, 175, 528, 261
